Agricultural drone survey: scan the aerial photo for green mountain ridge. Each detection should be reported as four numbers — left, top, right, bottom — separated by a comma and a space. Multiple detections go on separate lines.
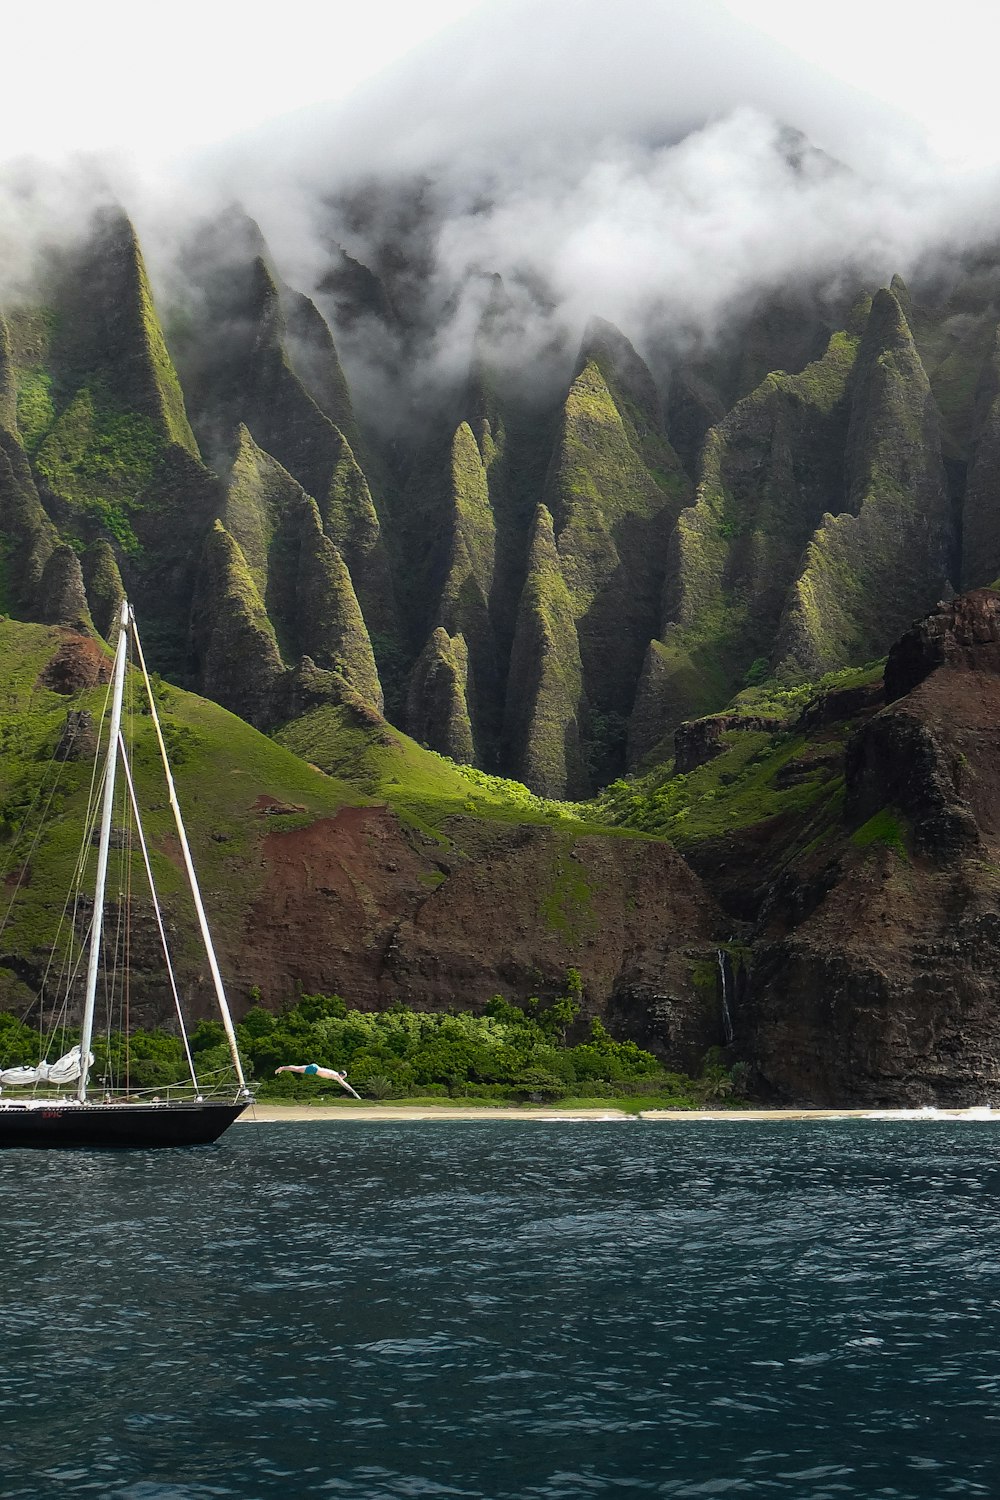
6, 198, 1000, 1099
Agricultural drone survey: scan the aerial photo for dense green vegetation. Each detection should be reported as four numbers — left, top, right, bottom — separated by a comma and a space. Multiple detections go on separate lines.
0, 985, 744, 1108
274, 699, 633, 839
597, 662, 883, 846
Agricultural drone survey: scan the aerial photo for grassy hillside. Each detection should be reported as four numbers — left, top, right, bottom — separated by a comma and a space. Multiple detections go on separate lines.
0, 620, 360, 1002
273, 698, 638, 838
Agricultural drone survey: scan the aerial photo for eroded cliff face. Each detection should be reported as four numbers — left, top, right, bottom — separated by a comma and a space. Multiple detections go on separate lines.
738, 591, 1000, 1104
235, 807, 724, 1073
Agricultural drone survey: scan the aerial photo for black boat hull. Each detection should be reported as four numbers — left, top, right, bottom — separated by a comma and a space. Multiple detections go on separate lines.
0, 1099, 251, 1148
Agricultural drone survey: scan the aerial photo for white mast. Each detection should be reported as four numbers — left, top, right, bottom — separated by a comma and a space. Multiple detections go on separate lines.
128, 610, 249, 1095
77, 598, 131, 1104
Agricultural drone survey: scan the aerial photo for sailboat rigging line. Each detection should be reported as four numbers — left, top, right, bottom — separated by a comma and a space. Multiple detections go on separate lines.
124, 786, 133, 1090
31, 757, 108, 1027
123, 640, 135, 1088
116, 731, 199, 1091
0, 600, 251, 1147
77, 601, 131, 1105
104, 821, 127, 1082
129, 613, 248, 1095
3, 781, 105, 1079
0, 676, 113, 1076
0, 650, 114, 943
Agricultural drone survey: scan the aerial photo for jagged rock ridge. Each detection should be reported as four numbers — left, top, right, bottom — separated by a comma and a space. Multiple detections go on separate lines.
5, 205, 1000, 802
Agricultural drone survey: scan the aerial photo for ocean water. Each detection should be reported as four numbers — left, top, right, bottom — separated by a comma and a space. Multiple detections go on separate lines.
2, 1121, 1000, 1500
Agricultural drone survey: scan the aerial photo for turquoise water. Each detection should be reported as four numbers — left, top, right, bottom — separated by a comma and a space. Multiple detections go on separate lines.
2, 1120, 1000, 1498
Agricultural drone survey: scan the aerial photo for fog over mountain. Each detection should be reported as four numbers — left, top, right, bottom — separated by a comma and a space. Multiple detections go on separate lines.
5, 0, 1000, 432
194, 0, 1000, 424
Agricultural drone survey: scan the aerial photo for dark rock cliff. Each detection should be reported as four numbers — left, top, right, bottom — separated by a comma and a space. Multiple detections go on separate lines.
739, 590, 1000, 1104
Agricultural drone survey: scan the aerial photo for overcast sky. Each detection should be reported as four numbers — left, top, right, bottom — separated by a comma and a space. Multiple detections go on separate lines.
2, 0, 1000, 168
6, 0, 1000, 429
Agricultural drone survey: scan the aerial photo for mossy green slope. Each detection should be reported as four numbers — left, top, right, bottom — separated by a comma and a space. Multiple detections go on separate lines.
405, 627, 475, 764
172, 228, 398, 653
0, 431, 58, 615
222, 427, 382, 710
0, 617, 359, 1008
464, 287, 565, 662
899, 271, 1000, 462
282, 285, 362, 457
48, 209, 198, 457
37, 545, 91, 629
276, 499, 383, 709
546, 343, 688, 733
632, 327, 860, 760
777, 289, 952, 675
433, 421, 499, 751
665, 287, 842, 473
0, 313, 15, 433
81, 541, 126, 641
274, 691, 604, 837
189, 521, 284, 726
319, 429, 397, 642
222, 424, 286, 601
122, 446, 228, 678
504, 505, 588, 799
962, 327, 1000, 588
235, 257, 348, 505
0, 212, 220, 672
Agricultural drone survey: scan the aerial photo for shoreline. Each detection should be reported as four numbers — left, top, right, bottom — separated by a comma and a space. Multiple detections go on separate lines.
237, 1104, 1000, 1123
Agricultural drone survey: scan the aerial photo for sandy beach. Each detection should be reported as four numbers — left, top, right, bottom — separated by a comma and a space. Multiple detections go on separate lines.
237, 1104, 1000, 1123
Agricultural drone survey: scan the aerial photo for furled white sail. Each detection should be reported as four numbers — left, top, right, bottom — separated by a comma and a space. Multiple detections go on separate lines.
0, 1046, 93, 1087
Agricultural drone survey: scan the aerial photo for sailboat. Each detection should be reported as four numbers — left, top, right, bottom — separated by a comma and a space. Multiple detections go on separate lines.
0, 600, 253, 1147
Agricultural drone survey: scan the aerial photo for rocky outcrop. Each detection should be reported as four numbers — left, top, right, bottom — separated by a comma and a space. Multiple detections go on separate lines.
674, 711, 785, 774
884, 587, 1000, 700
795, 676, 884, 732
845, 708, 980, 862
744, 893, 1000, 1105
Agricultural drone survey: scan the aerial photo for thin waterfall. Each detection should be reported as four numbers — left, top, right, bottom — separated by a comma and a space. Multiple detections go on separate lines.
717, 948, 734, 1045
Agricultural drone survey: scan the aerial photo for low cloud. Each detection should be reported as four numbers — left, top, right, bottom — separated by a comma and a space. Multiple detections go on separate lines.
5, 0, 1000, 438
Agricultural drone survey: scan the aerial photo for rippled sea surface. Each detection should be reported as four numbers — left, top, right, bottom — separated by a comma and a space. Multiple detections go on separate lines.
3, 1121, 1000, 1498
